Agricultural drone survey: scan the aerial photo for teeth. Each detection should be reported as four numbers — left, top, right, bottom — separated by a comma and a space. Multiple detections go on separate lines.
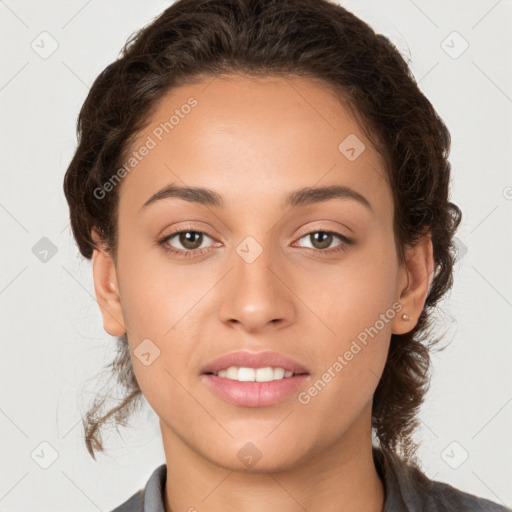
215, 367, 295, 382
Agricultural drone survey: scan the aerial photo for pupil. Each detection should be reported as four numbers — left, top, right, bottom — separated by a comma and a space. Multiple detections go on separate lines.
313, 232, 331, 249
180, 231, 202, 249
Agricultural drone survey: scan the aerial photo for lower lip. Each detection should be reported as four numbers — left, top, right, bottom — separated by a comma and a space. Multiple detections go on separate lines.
201, 373, 310, 407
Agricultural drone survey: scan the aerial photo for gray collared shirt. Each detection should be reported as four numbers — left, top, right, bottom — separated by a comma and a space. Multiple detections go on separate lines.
110, 447, 511, 511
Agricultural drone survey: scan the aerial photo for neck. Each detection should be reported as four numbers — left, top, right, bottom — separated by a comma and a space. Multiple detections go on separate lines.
161, 404, 385, 512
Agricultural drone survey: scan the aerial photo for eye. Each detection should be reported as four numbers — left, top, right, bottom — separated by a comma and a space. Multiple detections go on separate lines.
159, 228, 217, 257
293, 230, 353, 255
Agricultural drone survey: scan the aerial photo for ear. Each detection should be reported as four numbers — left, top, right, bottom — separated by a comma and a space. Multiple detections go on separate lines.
91, 228, 127, 336
392, 232, 434, 335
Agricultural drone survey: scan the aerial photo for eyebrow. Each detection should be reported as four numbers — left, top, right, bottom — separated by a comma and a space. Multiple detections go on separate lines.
141, 183, 373, 212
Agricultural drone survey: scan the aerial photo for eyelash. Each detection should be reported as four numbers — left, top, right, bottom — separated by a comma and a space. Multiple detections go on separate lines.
157, 225, 353, 258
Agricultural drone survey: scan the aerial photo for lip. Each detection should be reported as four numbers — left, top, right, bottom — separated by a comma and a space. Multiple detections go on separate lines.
202, 373, 310, 407
200, 350, 311, 407
200, 350, 310, 375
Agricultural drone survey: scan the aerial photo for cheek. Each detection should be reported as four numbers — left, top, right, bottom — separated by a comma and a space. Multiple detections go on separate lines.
319, 234, 400, 342
115, 245, 214, 400
297, 306, 392, 440
301, 235, 398, 407
116, 241, 199, 338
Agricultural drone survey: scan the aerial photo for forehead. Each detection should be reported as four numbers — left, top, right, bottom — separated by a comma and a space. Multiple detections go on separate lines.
117, 73, 391, 218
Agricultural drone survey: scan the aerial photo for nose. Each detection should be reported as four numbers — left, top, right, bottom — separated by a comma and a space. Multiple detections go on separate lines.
217, 241, 296, 333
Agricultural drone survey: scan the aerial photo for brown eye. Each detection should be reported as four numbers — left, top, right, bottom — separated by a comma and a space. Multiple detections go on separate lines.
309, 231, 333, 250
176, 231, 204, 250
160, 230, 214, 255
292, 229, 354, 257
296, 230, 349, 251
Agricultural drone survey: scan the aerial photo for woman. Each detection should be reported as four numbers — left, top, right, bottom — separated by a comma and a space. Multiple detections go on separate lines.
63, 0, 510, 510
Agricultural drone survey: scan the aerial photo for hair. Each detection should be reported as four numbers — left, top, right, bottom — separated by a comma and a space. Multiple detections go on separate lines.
63, 0, 462, 462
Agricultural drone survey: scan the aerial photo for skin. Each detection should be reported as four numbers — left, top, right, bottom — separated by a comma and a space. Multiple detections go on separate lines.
91, 73, 433, 512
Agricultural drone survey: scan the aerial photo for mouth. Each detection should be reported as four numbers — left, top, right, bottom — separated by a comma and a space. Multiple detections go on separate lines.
204, 366, 308, 381
200, 350, 310, 407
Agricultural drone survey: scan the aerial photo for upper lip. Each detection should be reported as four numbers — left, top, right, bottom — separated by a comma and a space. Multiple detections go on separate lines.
200, 350, 310, 375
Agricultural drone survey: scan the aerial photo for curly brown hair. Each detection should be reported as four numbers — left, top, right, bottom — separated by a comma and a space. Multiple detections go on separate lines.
63, 0, 462, 461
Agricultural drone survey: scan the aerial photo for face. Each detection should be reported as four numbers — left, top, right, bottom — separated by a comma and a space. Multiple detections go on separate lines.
93, 73, 424, 472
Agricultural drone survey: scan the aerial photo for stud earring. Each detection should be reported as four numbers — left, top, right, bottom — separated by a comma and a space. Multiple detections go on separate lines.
398, 302, 410, 321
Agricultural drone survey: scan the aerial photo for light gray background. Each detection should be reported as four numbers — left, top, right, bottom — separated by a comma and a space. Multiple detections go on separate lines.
1, 0, 511, 510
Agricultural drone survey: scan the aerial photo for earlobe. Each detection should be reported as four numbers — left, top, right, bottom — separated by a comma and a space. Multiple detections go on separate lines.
392, 234, 434, 335
91, 230, 127, 337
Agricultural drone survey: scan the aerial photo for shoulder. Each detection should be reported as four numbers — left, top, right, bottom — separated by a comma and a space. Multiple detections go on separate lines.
425, 478, 511, 511
110, 489, 144, 512
374, 447, 511, 512
109, 464, 167, 512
